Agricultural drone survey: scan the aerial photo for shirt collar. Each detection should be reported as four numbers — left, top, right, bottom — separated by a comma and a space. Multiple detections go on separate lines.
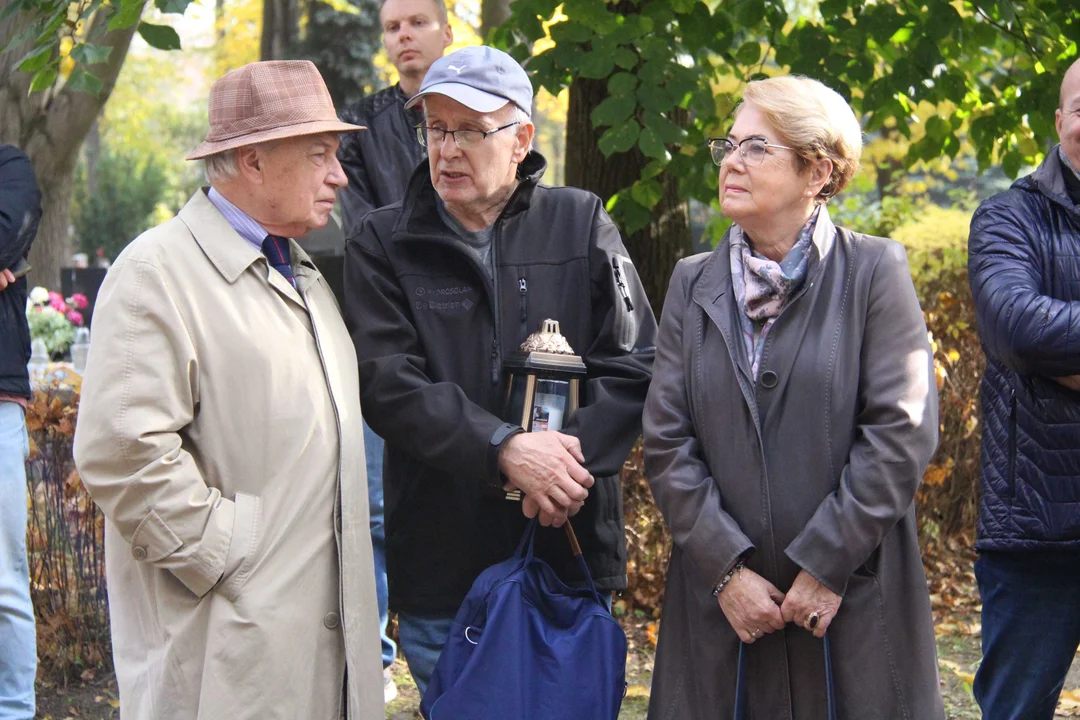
207, 186, 273, 252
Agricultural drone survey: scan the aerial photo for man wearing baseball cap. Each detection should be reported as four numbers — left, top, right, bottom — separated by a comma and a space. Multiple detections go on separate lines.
74, 61, 384, 718
344, 45, 656, 693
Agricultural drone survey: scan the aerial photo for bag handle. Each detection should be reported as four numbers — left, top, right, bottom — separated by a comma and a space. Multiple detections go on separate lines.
515, 518, 604, 607
734, 634, 837, 720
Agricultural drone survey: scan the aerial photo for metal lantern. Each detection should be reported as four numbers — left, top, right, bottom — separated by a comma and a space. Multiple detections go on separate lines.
502, 319, 587, 501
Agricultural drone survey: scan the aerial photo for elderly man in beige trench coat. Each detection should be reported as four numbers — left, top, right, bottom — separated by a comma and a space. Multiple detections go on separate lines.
73, 61, 384, 719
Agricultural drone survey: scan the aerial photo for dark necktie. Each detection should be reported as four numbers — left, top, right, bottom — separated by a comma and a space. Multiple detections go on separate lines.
261, 235, 296, 289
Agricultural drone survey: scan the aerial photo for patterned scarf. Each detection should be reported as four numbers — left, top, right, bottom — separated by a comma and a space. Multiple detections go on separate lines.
729, 206, 822, 379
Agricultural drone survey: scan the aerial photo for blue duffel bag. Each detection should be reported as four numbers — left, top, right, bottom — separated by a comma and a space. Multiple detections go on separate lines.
420, 518, 627, 720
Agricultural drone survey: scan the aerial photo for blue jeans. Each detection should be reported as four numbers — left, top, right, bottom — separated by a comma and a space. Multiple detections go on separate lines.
398, 593, 613, 699
974, 550, 1080, 720
0, 402, 35, 719
397, 611, 455, 699
364, 420, 395, 668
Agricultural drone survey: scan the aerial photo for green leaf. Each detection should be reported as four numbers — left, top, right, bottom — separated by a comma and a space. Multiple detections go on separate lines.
735, 40, 761, 65
28, 65, 58, 93
617, 196, 653, 235
16, 44, 51, 73
154, 0, 192, 12
590, 93, 637, 127
1002, 149, 1022, 179
578, 50, 614, 79
924, 115, 949, 140
108, 0, 146, 30
612, 47, 638, 70
643, 111, 687, 144
631, 179, 664, 209
641, 157, 669, 180
637, 84, 672, 114
65, 68, 104, 94
598, 120, 641, 156
137, 22, 181, 50
69, 42, 113, 66
889, 25, 913, 44
607, 72, 638, 96
733, 0, 766, 28
550, 20, 594, 44
638, 127, 670, 160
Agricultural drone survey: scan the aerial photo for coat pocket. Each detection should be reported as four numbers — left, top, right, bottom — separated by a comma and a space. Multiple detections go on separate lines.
828, 572, 905, 719
216, 492, 263, 602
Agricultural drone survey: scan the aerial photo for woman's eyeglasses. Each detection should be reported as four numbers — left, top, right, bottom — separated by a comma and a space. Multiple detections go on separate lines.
707, 137, 795, 167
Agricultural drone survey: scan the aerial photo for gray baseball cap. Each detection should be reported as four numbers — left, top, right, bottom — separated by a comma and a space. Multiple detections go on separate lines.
405, 46, 533, 117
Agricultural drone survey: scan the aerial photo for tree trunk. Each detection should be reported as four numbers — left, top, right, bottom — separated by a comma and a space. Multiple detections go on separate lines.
481, 0, 513, 40
0, 2, 139, 290
566, 76, 691, 317
261, 0, 300, 60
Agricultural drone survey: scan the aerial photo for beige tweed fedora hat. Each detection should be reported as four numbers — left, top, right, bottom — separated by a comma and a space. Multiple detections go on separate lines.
186, 60, 364, 160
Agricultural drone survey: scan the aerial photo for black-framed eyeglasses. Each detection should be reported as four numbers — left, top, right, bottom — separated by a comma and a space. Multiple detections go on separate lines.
416, 122, 521, 149
707, 136, 795, 167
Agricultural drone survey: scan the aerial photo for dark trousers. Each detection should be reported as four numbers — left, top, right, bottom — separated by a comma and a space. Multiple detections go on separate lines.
974, 550, 1080, 720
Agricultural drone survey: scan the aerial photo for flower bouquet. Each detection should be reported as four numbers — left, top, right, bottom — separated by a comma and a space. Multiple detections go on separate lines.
26, 287, 88, 358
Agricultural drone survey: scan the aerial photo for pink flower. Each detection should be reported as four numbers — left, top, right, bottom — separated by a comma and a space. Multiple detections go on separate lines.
70, 293, 89, 310
66, 310, 84, 326
49, 295, 68, 313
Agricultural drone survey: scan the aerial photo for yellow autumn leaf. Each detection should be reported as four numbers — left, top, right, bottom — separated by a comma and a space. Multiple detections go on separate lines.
625, 685, 650, 698
59, 36, 74, 58
947, 349, 960, 364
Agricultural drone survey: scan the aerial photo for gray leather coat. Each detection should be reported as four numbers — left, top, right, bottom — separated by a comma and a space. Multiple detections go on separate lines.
643, 215, 943, 720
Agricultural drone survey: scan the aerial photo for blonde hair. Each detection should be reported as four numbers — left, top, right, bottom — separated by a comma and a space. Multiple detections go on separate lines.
738, 76, 863, 202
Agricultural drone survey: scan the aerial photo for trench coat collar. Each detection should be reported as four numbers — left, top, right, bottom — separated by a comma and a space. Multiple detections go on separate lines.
179, 188, 321, 302
692, 207, 838, 389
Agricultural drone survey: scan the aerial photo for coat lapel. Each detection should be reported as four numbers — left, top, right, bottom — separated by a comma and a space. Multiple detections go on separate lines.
692, 241, 759, 415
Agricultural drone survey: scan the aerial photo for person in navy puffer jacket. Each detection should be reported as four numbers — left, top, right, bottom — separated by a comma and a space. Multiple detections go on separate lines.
969, 57, 1080, 720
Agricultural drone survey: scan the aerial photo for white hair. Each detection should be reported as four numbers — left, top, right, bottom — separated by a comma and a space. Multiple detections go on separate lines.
203, 150, 240, 184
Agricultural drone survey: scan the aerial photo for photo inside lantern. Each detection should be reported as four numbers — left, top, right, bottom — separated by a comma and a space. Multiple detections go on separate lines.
532, 379, 569, 432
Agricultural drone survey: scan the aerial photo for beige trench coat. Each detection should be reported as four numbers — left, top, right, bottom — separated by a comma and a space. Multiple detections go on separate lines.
73, 189, 383, 719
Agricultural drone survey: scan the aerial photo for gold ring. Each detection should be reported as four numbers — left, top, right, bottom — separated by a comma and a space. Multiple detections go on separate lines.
807, 612, 819, 630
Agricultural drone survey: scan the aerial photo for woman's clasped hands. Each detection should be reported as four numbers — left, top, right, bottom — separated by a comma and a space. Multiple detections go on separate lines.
717, 567, 842, 643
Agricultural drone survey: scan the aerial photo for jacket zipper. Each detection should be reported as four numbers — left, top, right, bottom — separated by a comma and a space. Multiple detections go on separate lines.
519, 277, 528, 340
1008, 387, 1017, 486
490, 225, 501, 383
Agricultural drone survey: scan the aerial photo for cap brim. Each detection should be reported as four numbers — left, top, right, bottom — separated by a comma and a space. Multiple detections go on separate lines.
185, 119, 366, 160
404, 83, 511, 114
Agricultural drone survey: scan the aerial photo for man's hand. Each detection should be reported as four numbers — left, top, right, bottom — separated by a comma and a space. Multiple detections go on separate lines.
717, 567, 786, 644
0, 268, 14, 291
780, 569, 842, 639
499, 432, 594, 528
1054, 375, 1080, 392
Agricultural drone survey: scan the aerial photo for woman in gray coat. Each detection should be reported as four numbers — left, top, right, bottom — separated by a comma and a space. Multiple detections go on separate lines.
643, 76, 943, 719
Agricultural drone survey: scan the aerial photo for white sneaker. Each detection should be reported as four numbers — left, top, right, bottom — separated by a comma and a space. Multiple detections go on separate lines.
383, 667, 397, 704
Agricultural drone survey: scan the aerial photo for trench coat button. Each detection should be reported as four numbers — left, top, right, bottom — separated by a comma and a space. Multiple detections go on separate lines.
760, 370, 778, 388
323, 612, 340, 629
132, 546, 148, 560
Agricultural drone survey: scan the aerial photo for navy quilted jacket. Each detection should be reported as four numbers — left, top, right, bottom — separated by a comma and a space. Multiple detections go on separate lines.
969, 147, 1080, 550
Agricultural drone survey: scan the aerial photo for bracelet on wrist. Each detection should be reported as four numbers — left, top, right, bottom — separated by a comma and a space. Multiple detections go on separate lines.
712, 560, 745, 597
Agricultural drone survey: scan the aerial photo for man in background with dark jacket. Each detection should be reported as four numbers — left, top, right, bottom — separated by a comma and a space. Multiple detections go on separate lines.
0, 145, 41, 720
337, 0, 451, 699
338, 0, 451, 231
969, 57, 1080, 720
343, 46, 656, 696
